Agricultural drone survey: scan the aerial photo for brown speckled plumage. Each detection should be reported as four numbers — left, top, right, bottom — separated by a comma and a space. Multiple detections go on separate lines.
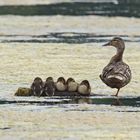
100, 37, 131, 96
31, 77, 44, 96
43, 77, 55, 96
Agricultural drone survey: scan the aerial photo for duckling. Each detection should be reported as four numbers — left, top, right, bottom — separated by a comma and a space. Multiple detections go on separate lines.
43, 77, 55, 96
78, 80, 91, 95
100, 37, 131, 96
66, 77, 78, 92
31, 77, 44, 96
55, 77, 66, 91
15, 87, 32, 96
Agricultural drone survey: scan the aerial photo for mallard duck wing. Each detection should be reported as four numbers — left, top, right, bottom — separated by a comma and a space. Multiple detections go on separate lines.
100, 64, 114, 80
113, 62, 131, 84
101, 62, 131, 88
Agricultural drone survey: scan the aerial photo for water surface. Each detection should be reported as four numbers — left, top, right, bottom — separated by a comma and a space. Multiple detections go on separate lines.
0, 1, 140, 139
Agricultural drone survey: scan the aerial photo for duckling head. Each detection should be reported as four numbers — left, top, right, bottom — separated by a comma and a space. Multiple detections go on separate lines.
66, 77, 75, 84
57, 77, 66, 84
80, 80, 91, 89
103, 37, 125, 50
46, 77, 54, 82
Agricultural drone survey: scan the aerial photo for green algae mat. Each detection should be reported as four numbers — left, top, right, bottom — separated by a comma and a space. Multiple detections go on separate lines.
0, 95, 139, 107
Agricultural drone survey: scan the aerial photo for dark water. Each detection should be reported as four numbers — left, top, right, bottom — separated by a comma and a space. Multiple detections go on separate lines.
0, 96, 140, 108
0, 2, 140, 17
1, 33, 140, 44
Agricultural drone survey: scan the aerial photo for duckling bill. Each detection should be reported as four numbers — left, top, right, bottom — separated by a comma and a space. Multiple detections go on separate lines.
100, 37, 131, 96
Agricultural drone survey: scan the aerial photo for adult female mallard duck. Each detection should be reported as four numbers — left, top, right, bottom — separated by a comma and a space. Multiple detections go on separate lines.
100, 37, 131, 96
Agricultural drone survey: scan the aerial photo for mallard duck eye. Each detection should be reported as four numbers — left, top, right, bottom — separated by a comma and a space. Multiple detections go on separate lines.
113, 40, 117, 43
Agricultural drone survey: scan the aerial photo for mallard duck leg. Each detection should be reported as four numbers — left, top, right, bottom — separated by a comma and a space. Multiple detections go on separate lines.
111, 88, 120, 97
115, 88, 120, 96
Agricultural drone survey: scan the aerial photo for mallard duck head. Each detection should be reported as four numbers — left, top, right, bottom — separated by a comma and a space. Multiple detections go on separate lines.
103, 37, 125, 50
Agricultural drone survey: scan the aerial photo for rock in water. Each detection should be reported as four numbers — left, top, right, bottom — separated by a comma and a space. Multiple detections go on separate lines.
15, 87, 32, 96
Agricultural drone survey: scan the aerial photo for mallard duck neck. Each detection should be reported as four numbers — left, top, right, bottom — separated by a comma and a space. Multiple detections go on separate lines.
110, 47, 124, 64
